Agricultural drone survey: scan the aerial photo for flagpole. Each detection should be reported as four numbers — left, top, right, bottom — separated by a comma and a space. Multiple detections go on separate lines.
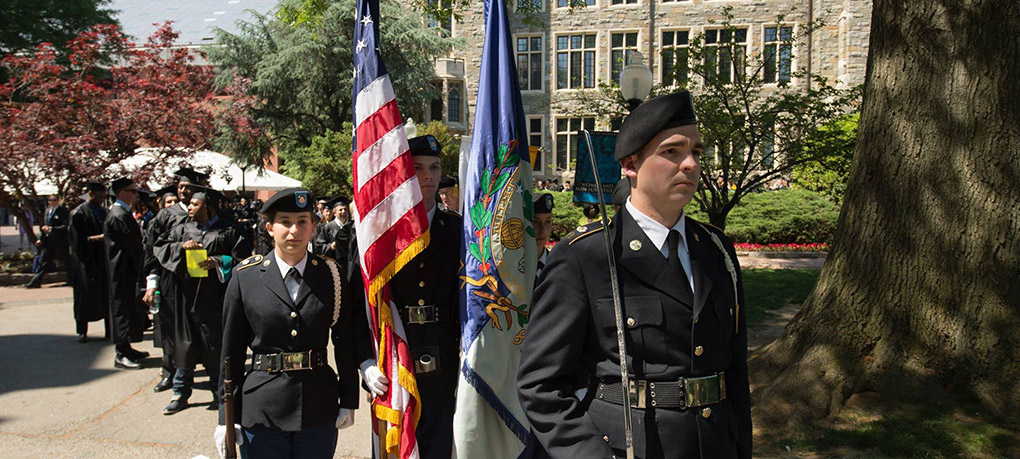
582, 129, 634, 459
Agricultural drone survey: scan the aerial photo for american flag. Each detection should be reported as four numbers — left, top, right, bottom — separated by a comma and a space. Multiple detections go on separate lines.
352, 0, 427, 456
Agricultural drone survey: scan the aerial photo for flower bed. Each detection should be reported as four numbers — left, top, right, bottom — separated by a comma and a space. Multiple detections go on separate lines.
734, 243, 829, 252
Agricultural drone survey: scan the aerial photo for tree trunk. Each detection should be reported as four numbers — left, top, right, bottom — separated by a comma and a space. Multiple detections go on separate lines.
750, 0, 1020, 427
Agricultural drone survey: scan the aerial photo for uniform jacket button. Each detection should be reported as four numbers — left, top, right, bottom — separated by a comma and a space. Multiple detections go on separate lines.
626, 317, 636, 328
693, 315, 699, 324
419, 281, 425, 287
291, 311, 298, 318
418, 299, 425, 306
701, 407, 712, 418
603, 435, 609, 442
694, 345, 704, 356
291, 329, 298, 337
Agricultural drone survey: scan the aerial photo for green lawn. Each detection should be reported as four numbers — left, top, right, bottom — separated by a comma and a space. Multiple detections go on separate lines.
742, 268, 821, 327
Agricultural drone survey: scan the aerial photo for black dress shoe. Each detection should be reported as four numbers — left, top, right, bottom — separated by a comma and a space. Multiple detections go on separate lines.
163, 397, 188, 415
114, 354, 141, 369
76, 334, 87, 343
24, 283, 40, 289
123, 347, 150, 360
153, 376, 173, 393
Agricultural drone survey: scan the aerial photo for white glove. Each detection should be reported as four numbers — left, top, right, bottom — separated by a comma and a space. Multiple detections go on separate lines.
359, 359, 389, 397
214, 424, 243, 459
336, 407, 355, 429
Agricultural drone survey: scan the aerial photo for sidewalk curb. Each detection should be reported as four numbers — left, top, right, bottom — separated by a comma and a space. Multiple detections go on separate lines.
0, 297, 73, 307
736, 251, 828, 259
0, 271, 69, 286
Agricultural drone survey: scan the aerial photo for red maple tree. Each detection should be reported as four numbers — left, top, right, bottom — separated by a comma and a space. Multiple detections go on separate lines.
0, 22, 215, 242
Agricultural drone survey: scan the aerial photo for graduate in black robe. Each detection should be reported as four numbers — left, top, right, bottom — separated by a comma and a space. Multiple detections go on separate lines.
144, 170, 205, 392
154, 186, 251, 414
68, 183, 110, 342
104, 177, 149, 369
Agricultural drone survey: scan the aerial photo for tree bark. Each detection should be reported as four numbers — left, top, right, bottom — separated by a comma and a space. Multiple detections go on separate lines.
750, 0, 1020, 427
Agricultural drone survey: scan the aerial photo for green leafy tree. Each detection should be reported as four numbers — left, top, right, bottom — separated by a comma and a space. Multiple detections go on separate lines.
791, 113, 858, 205
208, 0, 460, 171
0, 0, 118, 56
418, 120, 461, 177
285, 127, 355, 198
556, 8, 860, 229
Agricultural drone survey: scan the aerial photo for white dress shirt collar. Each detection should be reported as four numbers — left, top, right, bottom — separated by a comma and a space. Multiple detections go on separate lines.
625, 198, 688, 256
275, 251, 309, 279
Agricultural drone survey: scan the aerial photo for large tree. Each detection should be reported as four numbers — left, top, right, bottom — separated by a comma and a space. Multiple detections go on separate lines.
208, 0, 459, 175
0, 0, 118, 56
0, 24, 215, 242
750, 0, 1020, 430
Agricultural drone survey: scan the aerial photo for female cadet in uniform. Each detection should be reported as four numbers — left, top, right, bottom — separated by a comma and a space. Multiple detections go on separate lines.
215, 188, 363, 459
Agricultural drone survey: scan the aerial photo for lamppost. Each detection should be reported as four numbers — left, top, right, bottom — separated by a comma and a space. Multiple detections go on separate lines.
619, 51, 653, 112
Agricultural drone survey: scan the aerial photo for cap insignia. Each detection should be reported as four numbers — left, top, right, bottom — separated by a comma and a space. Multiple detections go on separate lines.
295, 191, 309, 208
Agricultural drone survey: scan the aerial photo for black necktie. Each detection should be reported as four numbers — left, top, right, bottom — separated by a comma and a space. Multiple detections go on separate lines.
667, 229, 686, 276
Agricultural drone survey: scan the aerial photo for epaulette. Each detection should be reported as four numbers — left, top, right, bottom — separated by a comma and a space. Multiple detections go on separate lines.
689, 217, 721, 233
567, 222, 606, 246
237, 254, 264, 271
311, 254, 336, 267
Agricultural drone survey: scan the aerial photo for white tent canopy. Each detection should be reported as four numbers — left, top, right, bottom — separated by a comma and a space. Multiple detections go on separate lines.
117, 149, 301, 192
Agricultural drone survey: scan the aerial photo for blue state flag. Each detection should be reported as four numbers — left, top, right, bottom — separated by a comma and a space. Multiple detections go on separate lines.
453, 0, 536, 455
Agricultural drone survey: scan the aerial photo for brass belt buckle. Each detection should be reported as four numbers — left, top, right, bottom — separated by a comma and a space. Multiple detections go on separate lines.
283, 351, 311, 371
407, 305, 436, 325
628, 380, 647, 409
685, 373, 722, 408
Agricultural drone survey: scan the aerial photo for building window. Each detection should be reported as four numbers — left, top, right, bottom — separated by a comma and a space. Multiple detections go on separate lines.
428, 0, 452, 35
610, 0, 637, 5
764, 26, 793, 83
528, 117, 544, 171
703, 28, 747, 84
518, 0, 542, 10
610, 32, 639, 84
556, 34, 597, 89
554, 117, 595, 171
517, 36, 543, 91
429, 82, 443, 122
557, 0, 595, 7
448, 83, 462, 123
661, 0, 689, 3
762, 122, 775, 168
661, 30, 689, 86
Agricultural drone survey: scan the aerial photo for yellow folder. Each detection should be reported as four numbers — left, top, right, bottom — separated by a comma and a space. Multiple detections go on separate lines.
186, 249, 209, 278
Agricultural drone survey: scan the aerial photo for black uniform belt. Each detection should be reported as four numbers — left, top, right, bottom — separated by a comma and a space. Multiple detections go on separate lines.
399, 304, 456, 325
595, 373, 727, 409
252, 350, 328, 373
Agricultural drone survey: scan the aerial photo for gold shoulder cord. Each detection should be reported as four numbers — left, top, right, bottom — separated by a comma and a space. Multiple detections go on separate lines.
324, 257, 342, 326
702, 224, 740, 334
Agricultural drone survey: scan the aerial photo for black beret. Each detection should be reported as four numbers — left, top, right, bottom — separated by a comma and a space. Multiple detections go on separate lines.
261, 187, 316, 214
85, 182, 106, 192
110, 177, 135, 193
614, 91, 698, 160
439, 176, 458, 189
175, 167, 210, 185
612, 176, 631, 207
533, 193, 554, 214
408, 135, 442, 157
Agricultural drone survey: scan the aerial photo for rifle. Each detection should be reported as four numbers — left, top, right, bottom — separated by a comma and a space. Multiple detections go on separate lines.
223, 356, 238, 459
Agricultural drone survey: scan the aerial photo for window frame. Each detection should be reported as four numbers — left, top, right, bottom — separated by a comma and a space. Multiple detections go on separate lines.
527, 115, 545, 172
659, 28, 691, 87
609, 30, 641, 85
554, 32, 599, 91
762, 24, 795, 85
553, 116, 596, 172
447, 81, 464, 125
515, 34, 545, 92
701, 26, 749, 85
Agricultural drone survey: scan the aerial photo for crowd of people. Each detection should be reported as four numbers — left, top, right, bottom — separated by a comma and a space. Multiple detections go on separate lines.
10, 91, 752, 459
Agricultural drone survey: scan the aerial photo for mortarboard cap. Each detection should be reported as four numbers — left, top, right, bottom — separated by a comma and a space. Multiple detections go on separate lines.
175, 167, 210, 185
155, 185, 178, 200
533, 193, 554, 214
110, 177, 135, 193
261, 187, 316, 214
614, 91, 698, 160
408, 135, 442, 157
190, 185, 223, 207
326, 195, 349, 208
85, 182, 106, 192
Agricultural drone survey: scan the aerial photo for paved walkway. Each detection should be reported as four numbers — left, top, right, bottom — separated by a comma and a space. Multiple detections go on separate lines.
0, 283, 373, 459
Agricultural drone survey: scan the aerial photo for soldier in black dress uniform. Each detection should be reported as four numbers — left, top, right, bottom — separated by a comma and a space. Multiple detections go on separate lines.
104, 177, 150, 369
216, 187, 363, 459
154, 186, 251, 414
353, 134, 462, 459
68, 182, 110, 342
144, 169, 208, 392
518, 92, 752, 459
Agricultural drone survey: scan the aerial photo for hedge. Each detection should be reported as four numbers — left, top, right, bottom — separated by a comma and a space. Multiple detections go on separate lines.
541, 188, 838, 244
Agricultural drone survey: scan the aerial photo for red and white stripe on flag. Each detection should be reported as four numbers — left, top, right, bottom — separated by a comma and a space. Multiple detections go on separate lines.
352, 51, 429, 459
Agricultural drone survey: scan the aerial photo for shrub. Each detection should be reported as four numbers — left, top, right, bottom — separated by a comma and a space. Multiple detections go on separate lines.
542, 190, 616, 241
723, 189, 839, 244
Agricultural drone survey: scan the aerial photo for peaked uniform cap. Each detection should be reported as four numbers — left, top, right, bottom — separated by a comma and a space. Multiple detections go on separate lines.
614, 91, 698, 160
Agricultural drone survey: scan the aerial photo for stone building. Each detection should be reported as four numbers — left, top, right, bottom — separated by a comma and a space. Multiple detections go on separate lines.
423, 0, 871, 180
